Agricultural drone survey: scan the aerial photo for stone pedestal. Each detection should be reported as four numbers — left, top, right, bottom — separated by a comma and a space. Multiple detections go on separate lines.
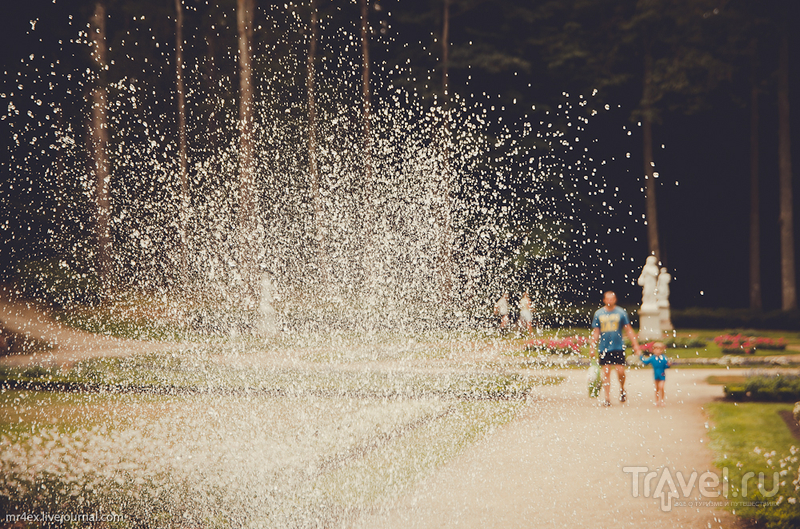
659, 306, 673, 331
638, 308, 662, 341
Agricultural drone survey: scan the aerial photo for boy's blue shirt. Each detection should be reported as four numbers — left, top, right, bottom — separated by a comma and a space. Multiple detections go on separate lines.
641, 353, 670, 379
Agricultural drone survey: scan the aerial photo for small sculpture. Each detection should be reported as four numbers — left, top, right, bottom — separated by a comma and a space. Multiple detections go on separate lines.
637, 255, 659, 312
656, 267, 670, 305
637, 255, 662, 340
656, 267, 673, 331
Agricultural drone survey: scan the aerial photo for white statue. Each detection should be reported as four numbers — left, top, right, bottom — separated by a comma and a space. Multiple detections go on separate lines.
656, 267, 673, 331
656, 267, 671, 307
637, 255, 659, 312
637, 255, 662, 340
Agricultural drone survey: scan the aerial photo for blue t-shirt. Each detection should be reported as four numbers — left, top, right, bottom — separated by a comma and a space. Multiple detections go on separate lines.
641, 354, 670, 380
592, 306, 630, 353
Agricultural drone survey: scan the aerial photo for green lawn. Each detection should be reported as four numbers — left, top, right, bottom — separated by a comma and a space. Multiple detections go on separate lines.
707, 375, 748, 385
705, 402, 800, 528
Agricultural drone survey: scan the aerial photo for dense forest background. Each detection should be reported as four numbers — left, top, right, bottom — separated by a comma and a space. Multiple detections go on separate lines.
1, 0, 799, 315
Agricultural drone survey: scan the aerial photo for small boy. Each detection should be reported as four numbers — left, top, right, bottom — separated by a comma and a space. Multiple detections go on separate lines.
639, 342, 671, 406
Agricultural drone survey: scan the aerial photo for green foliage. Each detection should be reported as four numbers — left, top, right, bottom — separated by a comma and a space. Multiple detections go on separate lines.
672, 308, 800, 331
16, 258, 101, 307
535, 0, 733, 118
53, 309, 187, 342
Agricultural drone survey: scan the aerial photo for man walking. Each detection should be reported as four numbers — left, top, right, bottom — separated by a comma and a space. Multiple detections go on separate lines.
589, 291, 641, 406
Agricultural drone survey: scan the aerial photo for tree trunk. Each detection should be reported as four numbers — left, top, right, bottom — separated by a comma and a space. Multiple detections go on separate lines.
308, 0, 324, 280
237, 0, 256, 291
441, 0, 450, 98
175, 0, 189, 275
205, 34, 220, 152
359, 0, 376, 287
438, 0, 453, 299
360, 0, 373, 180
237, 0, 255, 230
778, 34, 797, 310
749, 53, 762, 311
237, 0, 254, 230
642, 49, 660, 261
90, 2, 111, 295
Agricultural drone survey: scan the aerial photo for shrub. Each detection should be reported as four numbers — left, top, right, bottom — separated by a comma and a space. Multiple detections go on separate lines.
671, 308, 800, 331
725, 375, 800, 402
15, 258, 101, 306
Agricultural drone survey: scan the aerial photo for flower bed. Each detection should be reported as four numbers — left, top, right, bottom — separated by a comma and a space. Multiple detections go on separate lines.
626, 336, 707, 351
714, 334, 787, 355
525, 336, 587, 355
637, 338, 707, 355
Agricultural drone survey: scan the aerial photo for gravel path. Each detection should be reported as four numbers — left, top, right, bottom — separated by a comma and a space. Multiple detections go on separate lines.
352, 367, 745, 529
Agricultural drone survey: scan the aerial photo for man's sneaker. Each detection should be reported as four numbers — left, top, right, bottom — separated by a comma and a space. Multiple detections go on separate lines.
620, 391, 627, 403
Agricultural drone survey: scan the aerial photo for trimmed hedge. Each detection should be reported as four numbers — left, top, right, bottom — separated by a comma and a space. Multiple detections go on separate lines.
519, 306, 800, 330
724, 375, 800, 401
672, 308, 800, 331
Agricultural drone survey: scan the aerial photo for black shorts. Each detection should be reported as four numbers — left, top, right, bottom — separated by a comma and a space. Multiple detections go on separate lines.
599, 350, 626, 366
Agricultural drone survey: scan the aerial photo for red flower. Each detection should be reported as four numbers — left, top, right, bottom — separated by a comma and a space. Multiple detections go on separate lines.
714, 334, 785, 352
525, 335, 588, 353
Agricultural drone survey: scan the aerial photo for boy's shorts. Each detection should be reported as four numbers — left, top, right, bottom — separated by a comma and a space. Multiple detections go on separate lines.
599, 350, 626, 366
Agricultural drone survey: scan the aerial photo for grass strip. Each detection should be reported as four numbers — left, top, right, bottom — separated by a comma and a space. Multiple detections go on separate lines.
705, 402, 800, 528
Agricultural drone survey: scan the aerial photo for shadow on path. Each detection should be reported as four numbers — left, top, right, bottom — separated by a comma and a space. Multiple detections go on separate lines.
0, 292, 178, 367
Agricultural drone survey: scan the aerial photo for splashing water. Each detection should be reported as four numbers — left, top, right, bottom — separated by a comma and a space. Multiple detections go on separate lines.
1, 3, 624, 332
0, 3, 628, 525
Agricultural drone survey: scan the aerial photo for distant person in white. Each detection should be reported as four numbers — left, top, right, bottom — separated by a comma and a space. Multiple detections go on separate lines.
518, 292, 533, 335
494, 292, 510, 331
